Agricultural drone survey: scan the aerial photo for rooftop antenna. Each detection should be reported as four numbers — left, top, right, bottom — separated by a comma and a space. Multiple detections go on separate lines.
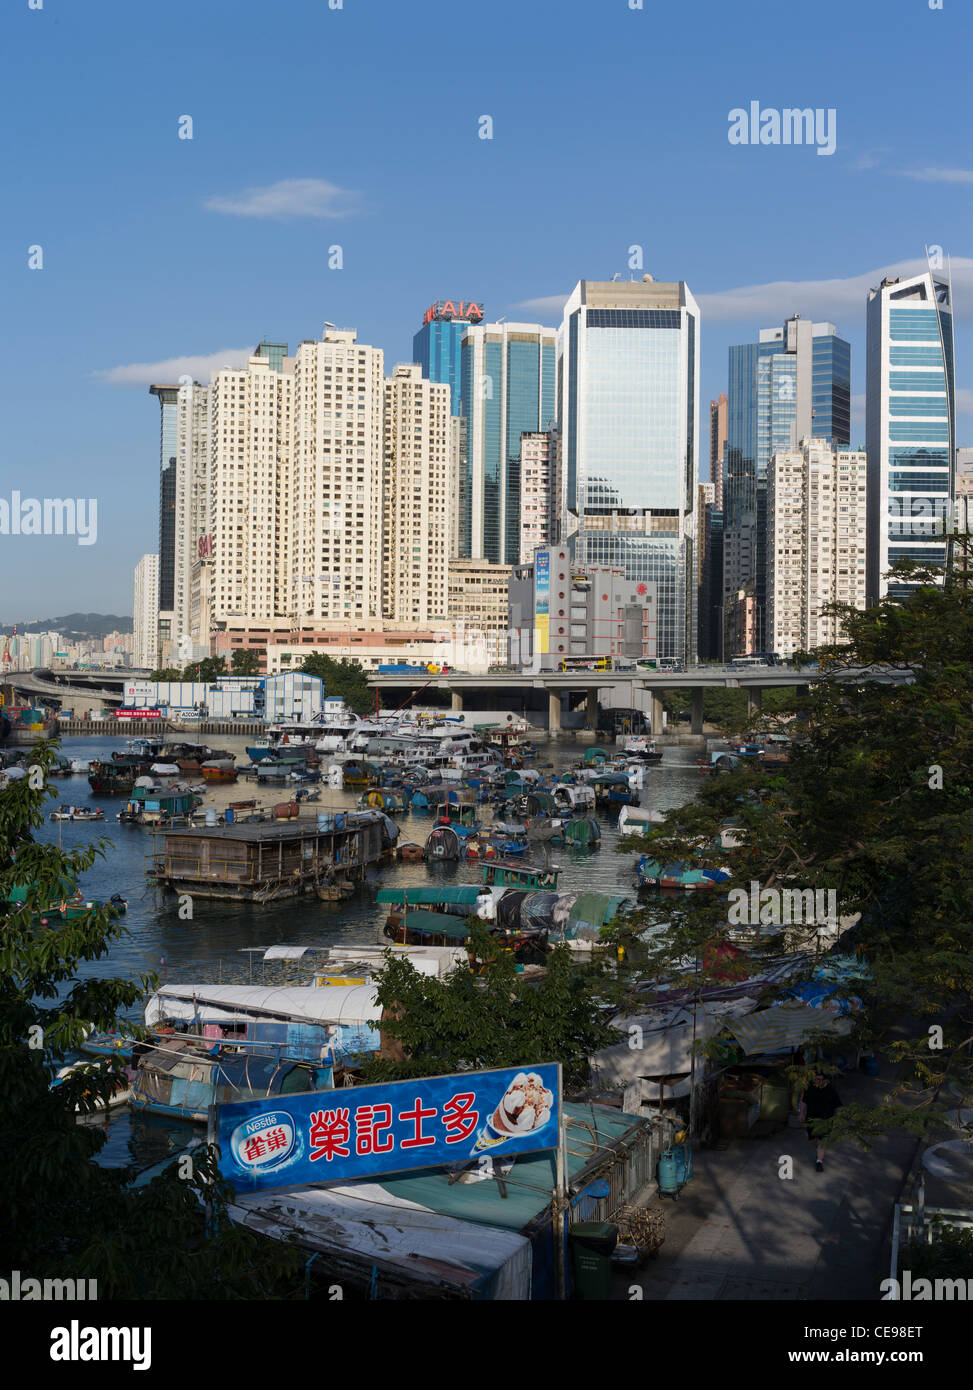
611, 272, 621, 281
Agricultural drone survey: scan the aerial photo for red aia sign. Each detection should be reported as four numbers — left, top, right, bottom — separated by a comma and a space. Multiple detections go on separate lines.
198, 534, 214, 559
423, 300, 484, 325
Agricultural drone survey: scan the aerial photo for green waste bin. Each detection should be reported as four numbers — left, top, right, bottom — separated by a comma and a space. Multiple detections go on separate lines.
569, 1220, 618, 1299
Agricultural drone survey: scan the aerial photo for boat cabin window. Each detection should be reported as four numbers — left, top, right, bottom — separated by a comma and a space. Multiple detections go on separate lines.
278, 1066, 314, 1094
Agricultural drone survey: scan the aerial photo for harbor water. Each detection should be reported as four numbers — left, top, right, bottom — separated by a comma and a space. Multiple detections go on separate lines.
38, 733, 704, 1169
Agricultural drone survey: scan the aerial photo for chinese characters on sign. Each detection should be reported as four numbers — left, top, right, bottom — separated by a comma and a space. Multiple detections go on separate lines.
214, 1065, 560, 1193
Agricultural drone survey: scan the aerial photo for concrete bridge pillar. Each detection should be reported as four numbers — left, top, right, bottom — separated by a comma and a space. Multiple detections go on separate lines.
548, 689, 562, 736
747, 686, 763, 721
649, 692, 664, 737
691, 686, 705, 735
585, 688, 598, 729
450, 689, 463, 713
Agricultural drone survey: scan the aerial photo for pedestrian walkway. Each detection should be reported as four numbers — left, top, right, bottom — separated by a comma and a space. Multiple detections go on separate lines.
617, 1071, 918, 1301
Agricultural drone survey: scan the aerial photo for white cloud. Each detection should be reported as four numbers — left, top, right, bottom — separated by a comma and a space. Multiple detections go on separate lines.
95, 349, 254, 387
899, 168, 973, 185
845, 148, 889, 172
513, 294, 569, 319
204, 178, 361, 220
697, 256, 973, 323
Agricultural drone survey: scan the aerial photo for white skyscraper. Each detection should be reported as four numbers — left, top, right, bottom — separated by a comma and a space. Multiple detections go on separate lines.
173, 380, 210, 655
518, 431, 554, 564
291, 330, 385, 623
866, 270, 955, 604
209, 343, 293, 624
558, 277, 700, 663
767, 440, 867, 658
133, 553, 159, 669
382, 364, 451, 624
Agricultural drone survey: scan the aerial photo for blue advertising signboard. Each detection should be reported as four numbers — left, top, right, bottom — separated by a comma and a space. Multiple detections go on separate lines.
212, 1064, 562, 1193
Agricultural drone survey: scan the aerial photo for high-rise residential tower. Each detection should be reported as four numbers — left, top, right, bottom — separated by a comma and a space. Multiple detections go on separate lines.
557, 277, 700, 663
149, 384, 180, 663
412, 299, 484, 416
209, 343, 293, 626
460, 321, 556, 565
291, 330, 386, 624
710, 392, 727, 510
172, 379, 211, 660
724, 316, 851, 652
133, 553, 160, 670
382, 363, 451, 624
518, 430, 554, 563
767, 439, 867, 659
865, 271, 955, 603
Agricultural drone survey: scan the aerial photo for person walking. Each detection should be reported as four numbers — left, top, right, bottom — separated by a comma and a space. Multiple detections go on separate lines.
799, 1072, 842, 1172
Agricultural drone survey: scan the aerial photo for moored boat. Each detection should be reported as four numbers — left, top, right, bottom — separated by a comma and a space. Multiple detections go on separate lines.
636, 855, 730, 890
53, 1060, 133, 1115
201, 759, 238, 783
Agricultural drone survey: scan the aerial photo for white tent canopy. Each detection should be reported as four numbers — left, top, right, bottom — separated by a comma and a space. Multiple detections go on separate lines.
589, 999, 757, 1087
230, 1184, 531, 1300
144, 983, 382, 1028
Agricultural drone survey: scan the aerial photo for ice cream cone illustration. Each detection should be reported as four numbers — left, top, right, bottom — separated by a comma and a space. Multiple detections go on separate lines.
472, 1071, 555, 1152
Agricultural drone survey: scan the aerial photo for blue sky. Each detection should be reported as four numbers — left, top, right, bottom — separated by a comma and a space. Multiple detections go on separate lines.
2, 0, 971, 621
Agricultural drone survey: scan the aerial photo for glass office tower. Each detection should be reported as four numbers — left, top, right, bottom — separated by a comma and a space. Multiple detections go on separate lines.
723, 316, 850, 652
865, 271, 955, 603
149, 383, 180, 616
459, 322, 556, 564
412, 301, 483, 416
558, 278, 700, 664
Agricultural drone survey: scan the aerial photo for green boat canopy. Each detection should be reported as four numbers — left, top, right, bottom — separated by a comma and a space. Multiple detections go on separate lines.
584, 747, 609, 762
376, 885, 484, 906
7, 875, 77, 905
391, 909, 472, 940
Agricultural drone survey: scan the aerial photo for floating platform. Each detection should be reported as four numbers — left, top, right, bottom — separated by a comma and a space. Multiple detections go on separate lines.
147, 813, 396, 902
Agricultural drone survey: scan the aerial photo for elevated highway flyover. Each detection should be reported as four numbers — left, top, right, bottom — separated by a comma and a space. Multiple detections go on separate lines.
367, 664, 914, 736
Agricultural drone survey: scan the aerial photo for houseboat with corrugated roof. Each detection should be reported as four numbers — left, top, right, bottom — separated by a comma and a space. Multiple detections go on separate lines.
147, 810, 398, 902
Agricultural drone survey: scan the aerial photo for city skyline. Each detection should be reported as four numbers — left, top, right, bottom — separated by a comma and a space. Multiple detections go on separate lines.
4, 0, 973, 618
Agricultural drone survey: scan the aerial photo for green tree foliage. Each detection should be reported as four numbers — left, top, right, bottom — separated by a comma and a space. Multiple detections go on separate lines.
362, 924, 620, 1088
0, 741, 302, 1296
298, 653, 374, 714
659, 686, 798, 732
901, 1224, 973, 1281
613, 556, 973, 1140
230, 648, 262, 676
147, 668, 182, 681
183, 656, 228, 682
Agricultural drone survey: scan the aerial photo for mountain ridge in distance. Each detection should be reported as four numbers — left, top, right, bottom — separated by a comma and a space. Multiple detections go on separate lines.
0, 613, 133, 639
